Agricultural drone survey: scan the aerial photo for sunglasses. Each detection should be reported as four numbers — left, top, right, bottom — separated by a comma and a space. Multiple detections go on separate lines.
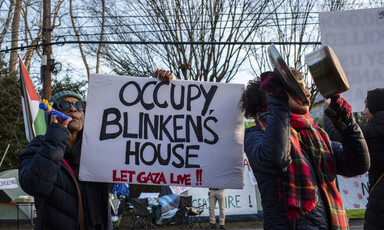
54, 101, 85, 111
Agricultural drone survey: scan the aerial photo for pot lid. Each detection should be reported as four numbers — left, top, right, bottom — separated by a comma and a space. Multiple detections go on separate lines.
267, 44, 309, 105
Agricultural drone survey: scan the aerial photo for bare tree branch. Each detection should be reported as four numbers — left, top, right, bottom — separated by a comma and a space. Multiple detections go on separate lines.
69, 0, 90, 78
98, 0, 279, 82
8, 0, 22, 74
0, 0, 15, 48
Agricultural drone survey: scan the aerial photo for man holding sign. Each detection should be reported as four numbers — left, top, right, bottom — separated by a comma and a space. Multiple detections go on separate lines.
19, 70, 173, 230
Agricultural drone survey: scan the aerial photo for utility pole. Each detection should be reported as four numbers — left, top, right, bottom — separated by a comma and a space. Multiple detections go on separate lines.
41, 0, 52, 99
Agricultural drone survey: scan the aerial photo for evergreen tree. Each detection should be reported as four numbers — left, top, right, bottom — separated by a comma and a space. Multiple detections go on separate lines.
0, 57, 88, 169
0, 54, 27, 169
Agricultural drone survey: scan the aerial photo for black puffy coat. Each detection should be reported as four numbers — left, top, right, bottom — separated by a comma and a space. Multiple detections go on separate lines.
19, 123, 110, 230
325, 109, 384, 230
245, 96, 370, 230
361, 111, 384, 230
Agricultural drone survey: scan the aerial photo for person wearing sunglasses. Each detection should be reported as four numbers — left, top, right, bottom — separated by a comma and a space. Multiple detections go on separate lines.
19, 70, 173, 230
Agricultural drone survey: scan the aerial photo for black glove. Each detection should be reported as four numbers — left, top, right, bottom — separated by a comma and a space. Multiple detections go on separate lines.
260, 70, 286, 97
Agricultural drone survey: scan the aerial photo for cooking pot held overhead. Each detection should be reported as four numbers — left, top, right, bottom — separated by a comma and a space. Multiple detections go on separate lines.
305, 45, 349, 99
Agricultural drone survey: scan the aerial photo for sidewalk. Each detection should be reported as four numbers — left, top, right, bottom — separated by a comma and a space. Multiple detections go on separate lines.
0, 219, 364, 229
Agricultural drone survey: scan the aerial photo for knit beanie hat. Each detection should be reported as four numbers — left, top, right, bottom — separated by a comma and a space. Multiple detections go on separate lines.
45, 91, 84, 125
49, 90, 84, 103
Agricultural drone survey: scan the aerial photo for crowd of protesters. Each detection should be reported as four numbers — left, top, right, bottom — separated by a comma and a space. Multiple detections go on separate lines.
18, 60, 383, 230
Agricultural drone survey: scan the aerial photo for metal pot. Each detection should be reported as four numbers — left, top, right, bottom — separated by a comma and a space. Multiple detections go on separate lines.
305, 45, 349, 99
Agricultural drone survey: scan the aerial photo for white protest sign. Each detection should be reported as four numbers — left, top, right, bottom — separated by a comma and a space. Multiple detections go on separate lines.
80, 74, 245, 189
0, 177, 18, 190
319, 8, 384, 112
337, 173, 369, 210
170, 186, 191, 194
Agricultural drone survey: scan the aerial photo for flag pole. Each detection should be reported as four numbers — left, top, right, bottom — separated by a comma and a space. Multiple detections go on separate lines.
0, 144, 10, 168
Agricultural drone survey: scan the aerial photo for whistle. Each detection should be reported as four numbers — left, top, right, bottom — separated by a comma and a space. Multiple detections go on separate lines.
39, 99, 72, 120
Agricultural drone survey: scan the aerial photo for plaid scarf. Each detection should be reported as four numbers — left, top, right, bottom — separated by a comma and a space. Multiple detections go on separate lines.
254, 112, 349, 230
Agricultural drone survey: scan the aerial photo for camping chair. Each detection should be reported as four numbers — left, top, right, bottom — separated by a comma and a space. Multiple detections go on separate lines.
177, 196, 204, 229
131, 198, 153, 229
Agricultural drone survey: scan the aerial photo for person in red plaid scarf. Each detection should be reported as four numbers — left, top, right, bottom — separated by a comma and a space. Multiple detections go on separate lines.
239, 68, 370, 230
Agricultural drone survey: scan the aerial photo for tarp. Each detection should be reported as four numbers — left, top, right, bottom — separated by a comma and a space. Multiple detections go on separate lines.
0, 169, 34, 220
158, 194, 181, 219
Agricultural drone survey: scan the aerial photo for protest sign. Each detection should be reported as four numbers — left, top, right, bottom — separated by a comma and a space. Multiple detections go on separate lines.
319, 8, 384, 112
337, 173, 369, 210
170, 186, 191, 194
0, 177, 18, 190
79, 74, 245, 189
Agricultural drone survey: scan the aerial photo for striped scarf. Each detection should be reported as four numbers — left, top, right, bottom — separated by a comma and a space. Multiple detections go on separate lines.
254, 112, 349, 230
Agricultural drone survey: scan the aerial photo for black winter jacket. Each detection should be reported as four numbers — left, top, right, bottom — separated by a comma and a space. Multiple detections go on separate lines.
361, 112, 384, 189
245, 96, 370, 230
19, 123, 110, 230
362, 111, 384, 230
325, 111, 384, 230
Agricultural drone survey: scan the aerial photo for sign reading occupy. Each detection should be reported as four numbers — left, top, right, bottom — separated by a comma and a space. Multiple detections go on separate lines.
79, 74, 245, 189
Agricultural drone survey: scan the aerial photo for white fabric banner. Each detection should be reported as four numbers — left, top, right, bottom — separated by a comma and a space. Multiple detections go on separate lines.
337, 172, 369, 210
0, 177, 18, 190
185, 154, 258, 216
80, 74, 245, 189
319, 8, 384, 112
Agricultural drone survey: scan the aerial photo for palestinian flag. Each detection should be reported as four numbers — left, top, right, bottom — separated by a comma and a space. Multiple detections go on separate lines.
19, 56, 46, 142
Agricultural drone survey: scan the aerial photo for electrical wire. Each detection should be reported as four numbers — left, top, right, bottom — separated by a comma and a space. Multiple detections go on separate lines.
0, 40, 321, 53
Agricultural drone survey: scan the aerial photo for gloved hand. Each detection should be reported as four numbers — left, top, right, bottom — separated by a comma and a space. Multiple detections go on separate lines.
324, 94, 352, 130
154, 68, 173, 81
260, 69, 286, 97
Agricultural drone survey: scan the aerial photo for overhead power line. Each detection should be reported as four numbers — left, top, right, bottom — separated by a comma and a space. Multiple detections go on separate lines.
1, 19, 321, 45
0, 40, 321, 53
1, 13, 319, 38
71, 11, 321, 19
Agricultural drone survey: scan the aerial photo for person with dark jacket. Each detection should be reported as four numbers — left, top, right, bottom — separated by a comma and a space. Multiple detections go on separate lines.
240, 69, 370, 230
362, 88, 384, 230
325, 88, 384, 230
19, 70, 173, 230
19, 91, 110, 230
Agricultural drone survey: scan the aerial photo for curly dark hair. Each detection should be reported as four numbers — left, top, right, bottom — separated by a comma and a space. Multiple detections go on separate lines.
289, 67, 303, 80
239, 79, 268, 119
